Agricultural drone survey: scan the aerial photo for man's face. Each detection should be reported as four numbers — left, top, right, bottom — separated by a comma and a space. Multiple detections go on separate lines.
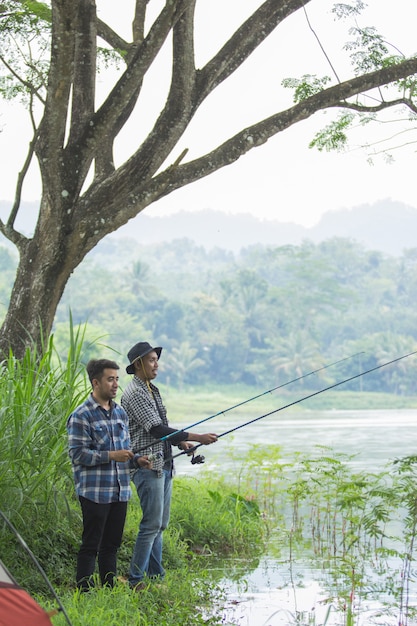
137, 351, 159, 380
94, 368, 119, 401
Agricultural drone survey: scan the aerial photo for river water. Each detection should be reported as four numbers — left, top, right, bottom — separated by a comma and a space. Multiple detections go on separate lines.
175, 409, 417, 475
176, 409, 417, 625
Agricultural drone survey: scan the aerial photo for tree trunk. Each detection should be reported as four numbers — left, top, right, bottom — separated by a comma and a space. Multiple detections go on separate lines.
1, 1, 417, 359
0, 230, 75, 359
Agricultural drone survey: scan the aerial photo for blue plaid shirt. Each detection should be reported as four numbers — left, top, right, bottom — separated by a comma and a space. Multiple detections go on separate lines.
67, 394, 134, 504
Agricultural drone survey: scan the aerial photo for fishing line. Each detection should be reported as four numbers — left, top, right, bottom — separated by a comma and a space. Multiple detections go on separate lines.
0, 510, 73, 625
134, 351, 364, 454
169, 350, 417, 462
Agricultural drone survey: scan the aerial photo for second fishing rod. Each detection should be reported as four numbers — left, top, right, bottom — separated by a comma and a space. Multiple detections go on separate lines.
134, 351, 364, 456
168, 349, 417, 463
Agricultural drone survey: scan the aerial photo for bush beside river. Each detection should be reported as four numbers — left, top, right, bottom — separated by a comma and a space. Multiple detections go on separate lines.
2, 336, 417, 625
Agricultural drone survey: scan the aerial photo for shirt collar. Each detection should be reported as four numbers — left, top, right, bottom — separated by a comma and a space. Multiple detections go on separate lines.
87, 392, 116, 411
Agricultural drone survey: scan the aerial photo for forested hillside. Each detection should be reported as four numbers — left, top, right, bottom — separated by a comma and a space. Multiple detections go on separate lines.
1, 236, 417, 393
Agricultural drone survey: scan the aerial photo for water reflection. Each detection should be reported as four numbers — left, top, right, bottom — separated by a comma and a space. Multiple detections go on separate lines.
176, 409, 417, 625
214, 555, 412, 626
214, 557, 331, 626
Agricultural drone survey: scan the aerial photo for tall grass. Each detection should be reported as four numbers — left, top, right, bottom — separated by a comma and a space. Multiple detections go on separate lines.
0, 324, 89, 524
43, 570, 227, 626
0, 324, 266, 626
169, 475, 263, 555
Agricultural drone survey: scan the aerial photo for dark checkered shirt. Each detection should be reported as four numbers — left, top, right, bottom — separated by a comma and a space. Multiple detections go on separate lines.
121, 376, 171, 477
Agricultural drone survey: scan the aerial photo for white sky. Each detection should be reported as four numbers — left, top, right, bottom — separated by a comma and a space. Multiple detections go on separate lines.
1, 0, 416, 227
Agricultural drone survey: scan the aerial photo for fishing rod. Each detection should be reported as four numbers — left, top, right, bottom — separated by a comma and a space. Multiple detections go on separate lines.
135, 351, 364, 454
0, 510, 73, 626
169, 350, 417, 462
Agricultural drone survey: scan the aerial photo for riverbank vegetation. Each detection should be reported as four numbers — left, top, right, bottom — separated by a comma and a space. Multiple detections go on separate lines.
0, 338, 265, 625
2, 334, 417, 624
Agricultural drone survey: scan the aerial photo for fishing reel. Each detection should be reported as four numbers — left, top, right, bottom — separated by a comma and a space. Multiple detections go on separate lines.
177, 443, 205, 465
190, 453, 205, 465
147, 451, 163, 463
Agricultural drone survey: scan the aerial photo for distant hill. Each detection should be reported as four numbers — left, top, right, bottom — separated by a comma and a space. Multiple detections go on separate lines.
1, 198, 416, 255
108, 198, 417, 255
312, 201, 417, 256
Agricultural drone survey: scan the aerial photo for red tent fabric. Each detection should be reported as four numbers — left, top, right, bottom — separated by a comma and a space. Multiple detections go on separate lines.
0, 562, 53, 626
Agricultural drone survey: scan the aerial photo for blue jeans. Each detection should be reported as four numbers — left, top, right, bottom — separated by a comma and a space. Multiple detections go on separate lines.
129, 467, 172, 586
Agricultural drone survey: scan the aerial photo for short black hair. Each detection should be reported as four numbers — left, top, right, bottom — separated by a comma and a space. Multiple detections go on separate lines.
86, 359, 119, 384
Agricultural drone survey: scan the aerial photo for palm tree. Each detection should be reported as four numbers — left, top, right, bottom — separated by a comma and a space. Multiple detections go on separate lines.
270, 331, 324, 387
130, 260, 154, 300
162, 341, 205, 390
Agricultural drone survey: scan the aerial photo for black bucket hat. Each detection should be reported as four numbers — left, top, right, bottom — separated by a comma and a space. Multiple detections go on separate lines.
126, 342, 162, 374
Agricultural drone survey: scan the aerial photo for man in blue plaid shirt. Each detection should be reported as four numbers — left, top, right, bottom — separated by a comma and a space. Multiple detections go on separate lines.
122, 342, 218, 590
67, 358, 151, 591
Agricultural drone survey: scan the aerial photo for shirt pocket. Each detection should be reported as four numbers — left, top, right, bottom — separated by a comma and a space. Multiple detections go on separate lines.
91, 423, 110, 449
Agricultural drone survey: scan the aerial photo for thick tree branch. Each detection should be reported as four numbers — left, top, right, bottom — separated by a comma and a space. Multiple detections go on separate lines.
35, 0, 77, 184
76, 57, 417, 227
83, 0, 191, 150
68, 0, 97, 144
172, 0, 196, 96
61, 0, 190, 192
88, 0, 312, 189
138, 57, 417, 206
67, 148, 190, 264
195, 0, 311, 103
96, 17, 129, 53
93, 1, 149, 179
110, 1, 198, 184
131, 0, 147, 45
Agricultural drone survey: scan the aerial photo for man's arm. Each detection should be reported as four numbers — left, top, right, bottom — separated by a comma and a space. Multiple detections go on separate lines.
148, 424, 218, 448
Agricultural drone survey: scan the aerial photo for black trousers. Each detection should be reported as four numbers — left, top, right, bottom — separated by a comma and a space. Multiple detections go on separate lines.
76, 496, 128, 590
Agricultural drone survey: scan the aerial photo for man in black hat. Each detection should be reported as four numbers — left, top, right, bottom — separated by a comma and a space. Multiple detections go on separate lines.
121, 342, 218, 590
